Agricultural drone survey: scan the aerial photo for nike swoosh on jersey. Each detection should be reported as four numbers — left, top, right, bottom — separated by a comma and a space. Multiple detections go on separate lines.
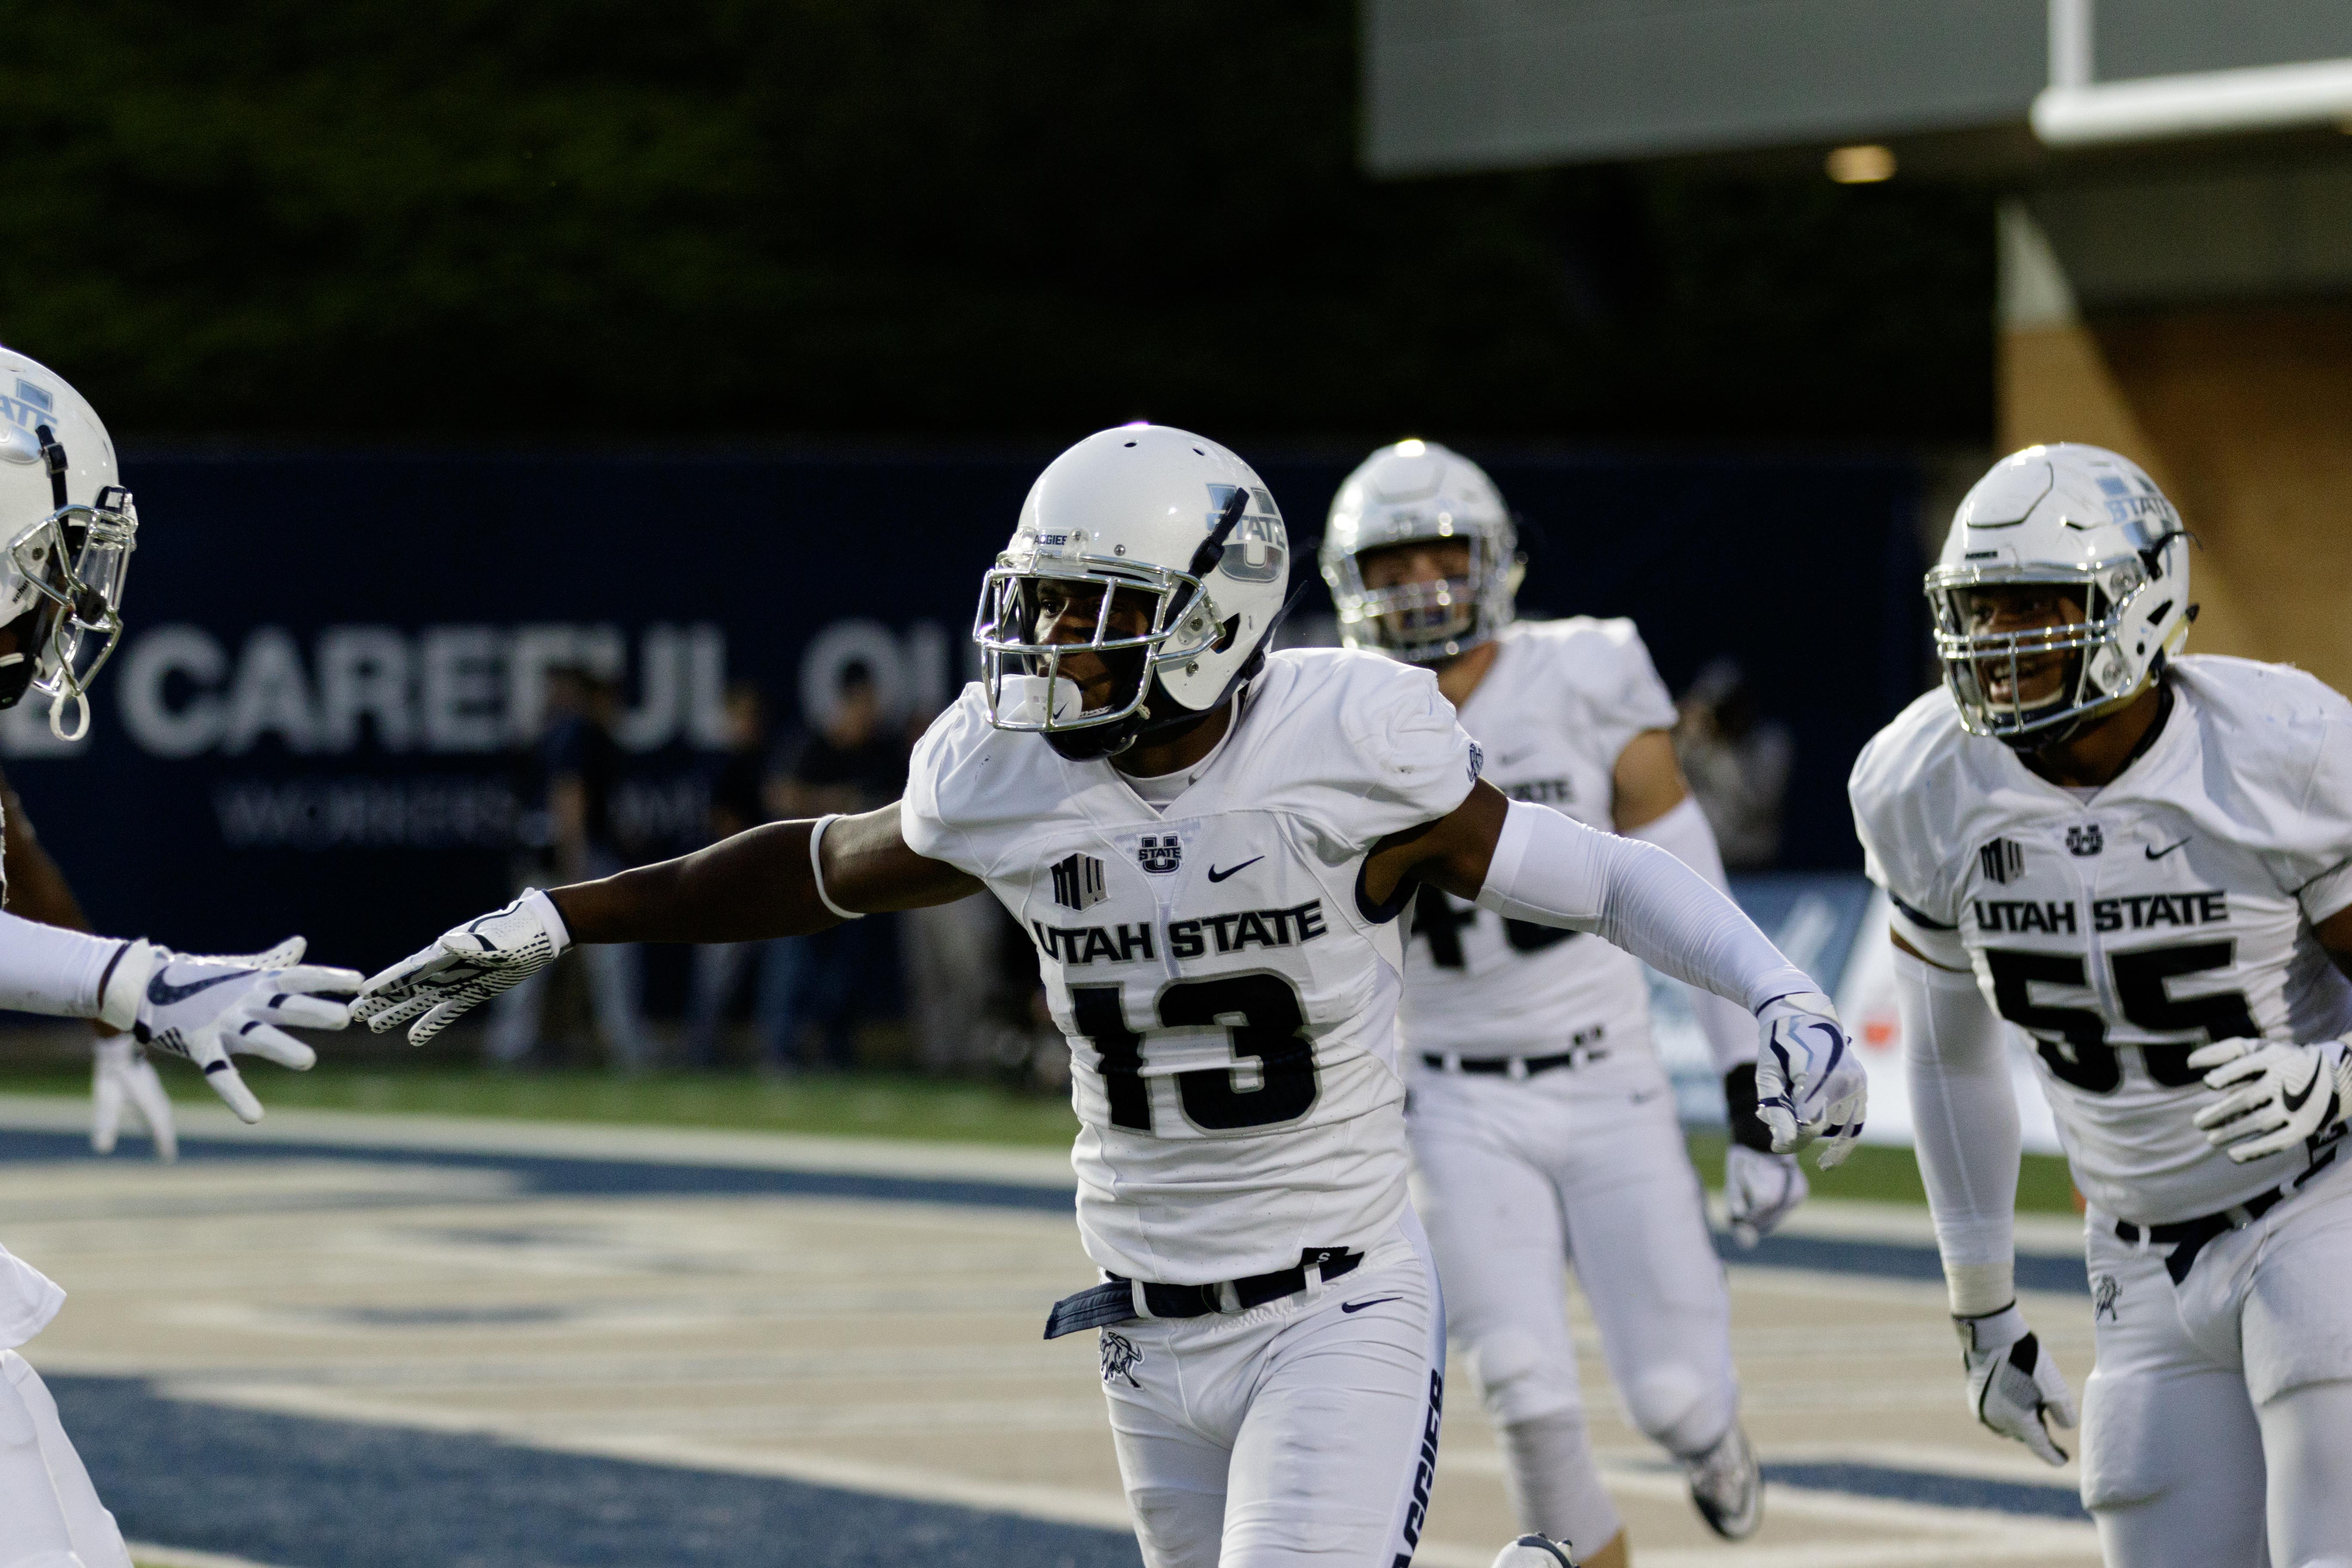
145, 968, 253, 1009
1340, 1296, 1402, 1313
2145, 839, 2192, 860
1206, 857, 1264, 883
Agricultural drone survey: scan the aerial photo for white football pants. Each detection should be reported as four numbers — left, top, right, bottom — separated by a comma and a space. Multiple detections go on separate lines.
2081, 1164, 2352, 1568
1408, 1052, 1738, 1551
1099, 1214, 1446, 1568
0, 1352, 131, 1568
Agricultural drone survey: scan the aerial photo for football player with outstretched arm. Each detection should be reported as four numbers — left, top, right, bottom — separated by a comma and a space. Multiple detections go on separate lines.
1321, 442, 1818, 1565
1850, 444, 2352, 1567
356, 426, 1861, 1568
0, 349, 360, 1568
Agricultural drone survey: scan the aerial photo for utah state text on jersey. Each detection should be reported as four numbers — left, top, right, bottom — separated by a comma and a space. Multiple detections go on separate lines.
1032, 900, 1331, 966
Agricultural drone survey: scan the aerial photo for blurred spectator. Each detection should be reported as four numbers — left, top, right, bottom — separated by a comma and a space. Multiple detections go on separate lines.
684, 682, 780, 1067
489, 666, 654, 1069
900, 685, 1006, 1074
1672, 657, 1795, 870
757, 663, 907, 1072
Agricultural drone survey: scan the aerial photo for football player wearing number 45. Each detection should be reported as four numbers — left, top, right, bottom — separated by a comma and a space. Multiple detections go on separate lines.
1850, 444, 2352, 1568
1322, 442, 1801, 1565
358, 425, 1859, 1568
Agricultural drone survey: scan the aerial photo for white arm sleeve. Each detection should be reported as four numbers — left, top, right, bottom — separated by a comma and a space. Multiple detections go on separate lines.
1626, 793, 1759, 1073
1477, 799, 1814, 1011
1896, 944, 2020, 1315
0, 913, 144, 1027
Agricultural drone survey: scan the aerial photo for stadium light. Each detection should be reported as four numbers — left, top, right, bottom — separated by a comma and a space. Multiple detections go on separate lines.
1826, 145, 1896, 184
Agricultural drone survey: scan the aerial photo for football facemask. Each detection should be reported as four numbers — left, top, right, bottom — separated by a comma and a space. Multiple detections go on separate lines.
974, 484, 1263, 761
6, 486, 135, 740
1927, 561, 2156, 746
1336, 536, 1495, 660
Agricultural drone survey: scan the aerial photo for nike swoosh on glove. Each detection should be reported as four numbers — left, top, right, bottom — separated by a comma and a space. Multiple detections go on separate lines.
2188, 1036, 2352, 1163
1753, 991, 1866, 1168
121, 940, 361, 1124
1957, 1302, 2076, 1465
354, 889, 571, 1046
1724, 1142, 1808, 1248
92, 938, 306, 1157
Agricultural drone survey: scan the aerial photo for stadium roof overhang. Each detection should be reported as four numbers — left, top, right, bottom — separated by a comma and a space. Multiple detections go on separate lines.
1363, 0, 2352, 181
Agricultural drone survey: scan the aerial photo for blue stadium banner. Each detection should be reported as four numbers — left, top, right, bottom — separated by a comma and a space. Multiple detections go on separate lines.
1, 448, 1920, 976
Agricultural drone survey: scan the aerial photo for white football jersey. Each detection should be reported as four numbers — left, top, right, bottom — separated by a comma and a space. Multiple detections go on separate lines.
1850, 656, 2352, 1225
1400, 618, 1676, 1058
903, 648, 1481, 1283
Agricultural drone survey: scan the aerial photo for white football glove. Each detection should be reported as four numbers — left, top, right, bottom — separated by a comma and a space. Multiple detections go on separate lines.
354, 890, 570, 1046
1956, 1302, 2076, 1466
110, 937, 360, 1124
2188, 1036, 2352, 1164
92, 1037, 176, 1161
1724, 1143, 1808, 1248
92, 937, 310, 1157
1753, 990, 1866, 1168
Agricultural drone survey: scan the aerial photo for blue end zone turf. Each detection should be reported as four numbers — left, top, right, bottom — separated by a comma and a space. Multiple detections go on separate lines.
1765, 1461, 2087, 1521
52, 1372, 1145, 1568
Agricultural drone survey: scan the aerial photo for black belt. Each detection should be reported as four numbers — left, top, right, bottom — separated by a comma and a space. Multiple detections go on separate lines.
1421, 1046, 1608, 1078
1042, 1247, 1364, 1339
2116, 1145, 2339, 1285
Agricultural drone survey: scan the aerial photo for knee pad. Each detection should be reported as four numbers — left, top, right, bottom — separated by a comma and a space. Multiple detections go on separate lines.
1624, 1364, 1728, 1457
1470, 1328, 1578, 1426
2078, 1369, 2169, 1510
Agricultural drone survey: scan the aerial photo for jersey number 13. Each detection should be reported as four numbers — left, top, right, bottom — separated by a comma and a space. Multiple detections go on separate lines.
1069, 976, 1320, 1133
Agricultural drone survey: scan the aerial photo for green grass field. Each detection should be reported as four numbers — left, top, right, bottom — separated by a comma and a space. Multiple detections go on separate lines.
6, 1064, 2082, 1213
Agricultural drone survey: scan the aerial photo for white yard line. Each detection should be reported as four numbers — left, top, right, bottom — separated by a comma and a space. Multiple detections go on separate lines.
128, 1545, 303, 1568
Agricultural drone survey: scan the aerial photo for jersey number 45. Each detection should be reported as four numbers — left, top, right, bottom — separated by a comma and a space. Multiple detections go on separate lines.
1069, 975, 1319, 1133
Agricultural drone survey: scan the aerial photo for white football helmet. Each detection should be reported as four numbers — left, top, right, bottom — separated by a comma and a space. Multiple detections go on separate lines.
1928, 443, 2192, 746
0, 347, 137, 740
973, 425, 1290, 760
1319, 439, 1521, 663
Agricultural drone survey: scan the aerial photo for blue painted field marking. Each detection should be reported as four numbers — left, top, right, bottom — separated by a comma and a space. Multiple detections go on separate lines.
1767, 1460, 2089, 1521
55, 1373, 1144, 1568
1716, 1228, 2090, 1296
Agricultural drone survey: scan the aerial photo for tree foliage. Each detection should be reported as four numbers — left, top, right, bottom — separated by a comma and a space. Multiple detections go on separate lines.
0, 2, 1993, 441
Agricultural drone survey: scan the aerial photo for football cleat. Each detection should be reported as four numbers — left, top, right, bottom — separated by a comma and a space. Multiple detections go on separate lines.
1684, 1418, 1763, 1539
1490, 1534, 1577, 1568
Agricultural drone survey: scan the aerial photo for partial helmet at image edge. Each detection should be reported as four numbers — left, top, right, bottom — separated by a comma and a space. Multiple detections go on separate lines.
0, 345, 138, 738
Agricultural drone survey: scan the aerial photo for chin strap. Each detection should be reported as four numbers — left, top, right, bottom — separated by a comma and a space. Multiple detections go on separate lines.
33, 426, 66, 510
1130, 575, 1309, 747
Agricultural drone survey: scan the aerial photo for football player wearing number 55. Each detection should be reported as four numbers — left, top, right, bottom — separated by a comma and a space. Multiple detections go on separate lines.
357, 424, 1859, 1568
1850, 444, 2352, 1568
